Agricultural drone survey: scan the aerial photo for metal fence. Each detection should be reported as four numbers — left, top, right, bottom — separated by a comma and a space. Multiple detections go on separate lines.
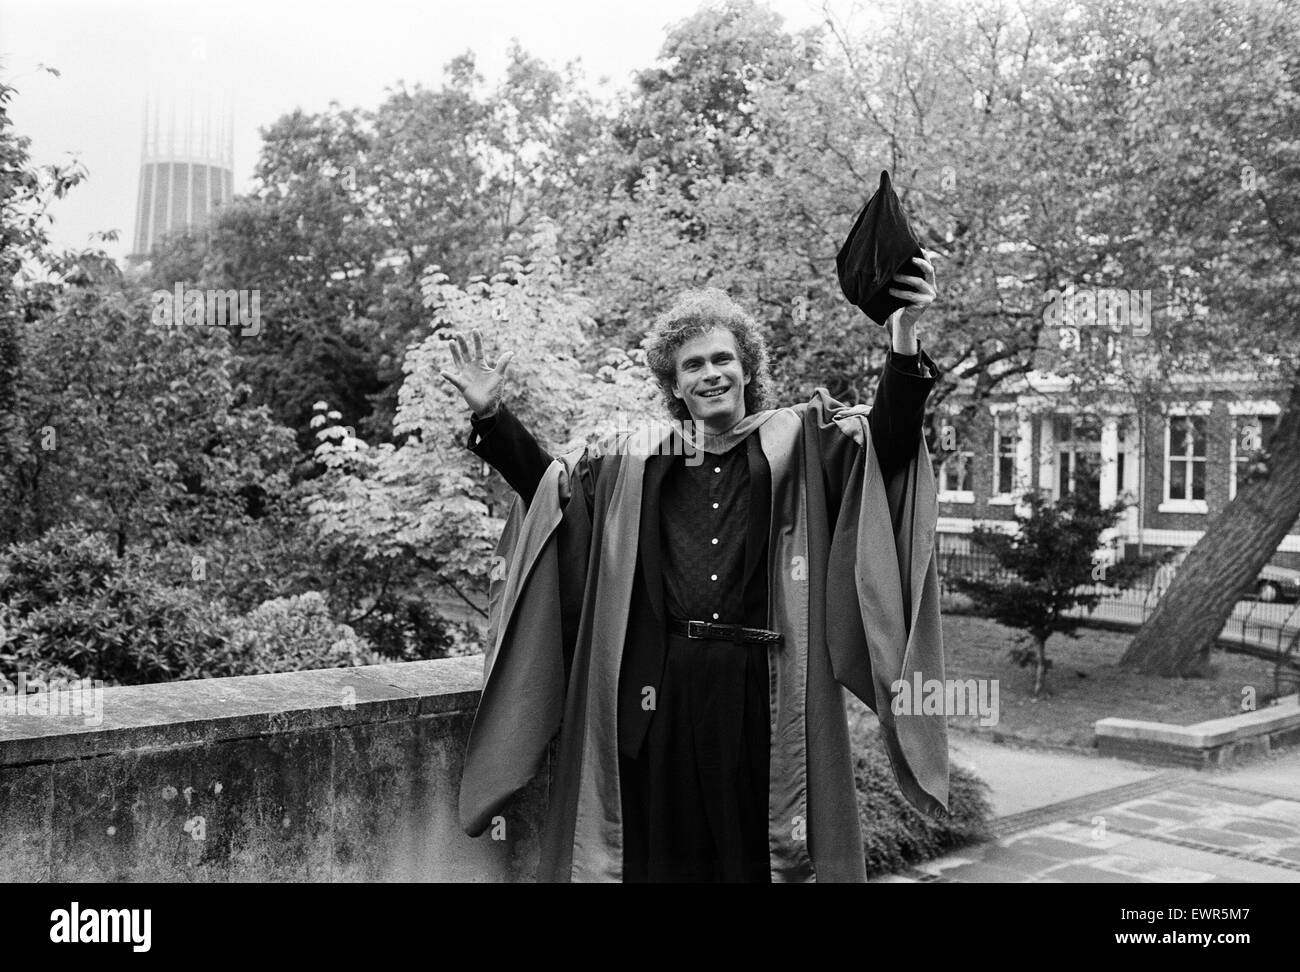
937, 540, 1300, 698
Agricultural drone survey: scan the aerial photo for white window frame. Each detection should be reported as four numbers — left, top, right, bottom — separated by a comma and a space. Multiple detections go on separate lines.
990, 407, 1020, 504
936, 450, 975, 504
934, 408, 975, 504
1159, 402, 1211, 514
1052, 412, 1103, 501
1115, 417, 1138, 503
1228, 401, 1280, 499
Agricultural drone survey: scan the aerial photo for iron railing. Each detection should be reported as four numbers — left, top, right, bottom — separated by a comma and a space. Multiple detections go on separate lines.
938, 546, 1300, 699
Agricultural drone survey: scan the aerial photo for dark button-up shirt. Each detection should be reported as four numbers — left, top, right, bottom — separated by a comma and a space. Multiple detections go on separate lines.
659, 442, 751, 624
656, 349, 929, 627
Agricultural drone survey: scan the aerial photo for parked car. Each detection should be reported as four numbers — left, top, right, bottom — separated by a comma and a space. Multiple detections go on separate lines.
1251, 564, 1300, 603
1157, 550, 1299, 604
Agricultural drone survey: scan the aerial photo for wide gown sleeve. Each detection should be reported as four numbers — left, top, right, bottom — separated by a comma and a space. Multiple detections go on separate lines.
466, 404, 599, 516
822, 344, 940, 516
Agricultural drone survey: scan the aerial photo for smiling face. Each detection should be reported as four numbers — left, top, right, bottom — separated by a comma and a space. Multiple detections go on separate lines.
671, 327, 752, 433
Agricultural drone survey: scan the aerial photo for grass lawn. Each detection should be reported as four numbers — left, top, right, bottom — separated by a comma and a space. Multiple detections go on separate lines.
940, 612, 1284, 751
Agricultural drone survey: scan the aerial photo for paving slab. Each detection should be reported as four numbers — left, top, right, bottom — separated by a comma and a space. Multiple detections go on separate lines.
1221, 819, 1299, 839
895, 730, 1300, 883
948, 734, 1172, 818
1205, 747, 1300, 801
1122, 801, 1200, 822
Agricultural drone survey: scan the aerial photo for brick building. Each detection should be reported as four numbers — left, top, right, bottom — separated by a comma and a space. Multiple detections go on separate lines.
930, 365, 1298, 570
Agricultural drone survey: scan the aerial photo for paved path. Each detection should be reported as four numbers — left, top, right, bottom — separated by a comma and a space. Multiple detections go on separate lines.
878, 733, 1300, 883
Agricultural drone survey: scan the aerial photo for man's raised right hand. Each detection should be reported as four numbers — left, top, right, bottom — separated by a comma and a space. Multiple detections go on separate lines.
440, 329, 515, 419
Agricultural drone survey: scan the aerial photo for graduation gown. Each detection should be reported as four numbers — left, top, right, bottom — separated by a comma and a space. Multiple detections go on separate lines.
458, 364, 949, 883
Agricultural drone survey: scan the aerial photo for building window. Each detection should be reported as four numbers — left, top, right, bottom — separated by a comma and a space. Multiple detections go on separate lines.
1164, 413, 1207, 507
992, 413, 1018, 497
935, 450, 974, 503
1053, 414, 1102, 501
1113, 418, 1140, 502
1231, 414, 1276, 498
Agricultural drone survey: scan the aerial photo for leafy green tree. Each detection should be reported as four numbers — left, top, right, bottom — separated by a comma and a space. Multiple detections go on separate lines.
574, 0, 1063, 416
911, 0, 1300, 676
145, 47, 606, 451
2, 271, 296, 555
0, 73, 87, 535
0, 77, 381, 684
305, 220, 657, 634
612, 0, 812, 185
954, 491, 1157, 697
576, 2, 882, 402
1065, 0, 1300, 675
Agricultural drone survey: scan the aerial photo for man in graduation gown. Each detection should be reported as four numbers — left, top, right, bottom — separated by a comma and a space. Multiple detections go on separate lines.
443, 256, 948, 882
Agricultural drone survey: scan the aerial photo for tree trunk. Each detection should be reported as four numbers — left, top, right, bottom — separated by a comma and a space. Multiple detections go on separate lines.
1032, 634, 1049, 698
1120, 374, 1300, 676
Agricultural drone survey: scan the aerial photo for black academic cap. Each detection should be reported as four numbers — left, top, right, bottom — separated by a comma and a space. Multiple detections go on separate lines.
836, 170, 925, 326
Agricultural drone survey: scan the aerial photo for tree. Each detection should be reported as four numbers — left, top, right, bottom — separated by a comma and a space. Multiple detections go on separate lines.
574, 0, 1120, 426
2, 266, 296, 557
810, 0, 1299, 677
611, 0, 811, 186
1008, 0, 1300, 676
1120, 382, 1300, 675
954, 490, 1157, 697
144, 47, 605, 451
304, 220, 657, 650
576, 0, 903, 404
0, 72, 87, 534
1109, 0, 1300, 675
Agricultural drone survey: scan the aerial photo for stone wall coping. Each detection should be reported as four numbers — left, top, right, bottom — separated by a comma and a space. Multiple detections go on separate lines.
1095, 693, 1300, 749
0, 656, 487, 768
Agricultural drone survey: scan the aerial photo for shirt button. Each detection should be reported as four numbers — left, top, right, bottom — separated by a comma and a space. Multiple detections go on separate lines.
712, 613, 719, 620
712, 502, 719, 509
711, 538, 718, 544
711, 574, 718, 581
714, 466, 721, 473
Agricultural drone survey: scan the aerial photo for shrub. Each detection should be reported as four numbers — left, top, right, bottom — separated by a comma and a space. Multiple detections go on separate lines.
851, 722, 993, 877
0, 526, 234, 685
1, 530, 395, 684
354, 592, 483, 661
226, 591, 381, 674
952, 490, 1160, 697
939, 590, 977, 615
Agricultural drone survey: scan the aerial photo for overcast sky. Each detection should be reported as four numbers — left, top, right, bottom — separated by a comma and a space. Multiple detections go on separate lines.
0, 0, 844, 261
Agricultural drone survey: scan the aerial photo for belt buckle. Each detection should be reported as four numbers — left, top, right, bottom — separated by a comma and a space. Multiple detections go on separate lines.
687, 620, 707, 640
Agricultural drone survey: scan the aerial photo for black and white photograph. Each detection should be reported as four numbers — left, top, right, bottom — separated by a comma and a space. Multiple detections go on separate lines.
0, 0, 1294, 944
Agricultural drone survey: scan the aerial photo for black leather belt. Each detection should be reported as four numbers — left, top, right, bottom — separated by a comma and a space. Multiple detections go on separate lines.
668, 618, 783, 645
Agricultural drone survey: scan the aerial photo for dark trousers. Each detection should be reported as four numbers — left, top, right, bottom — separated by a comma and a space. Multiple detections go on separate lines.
620, 633, 771, 883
